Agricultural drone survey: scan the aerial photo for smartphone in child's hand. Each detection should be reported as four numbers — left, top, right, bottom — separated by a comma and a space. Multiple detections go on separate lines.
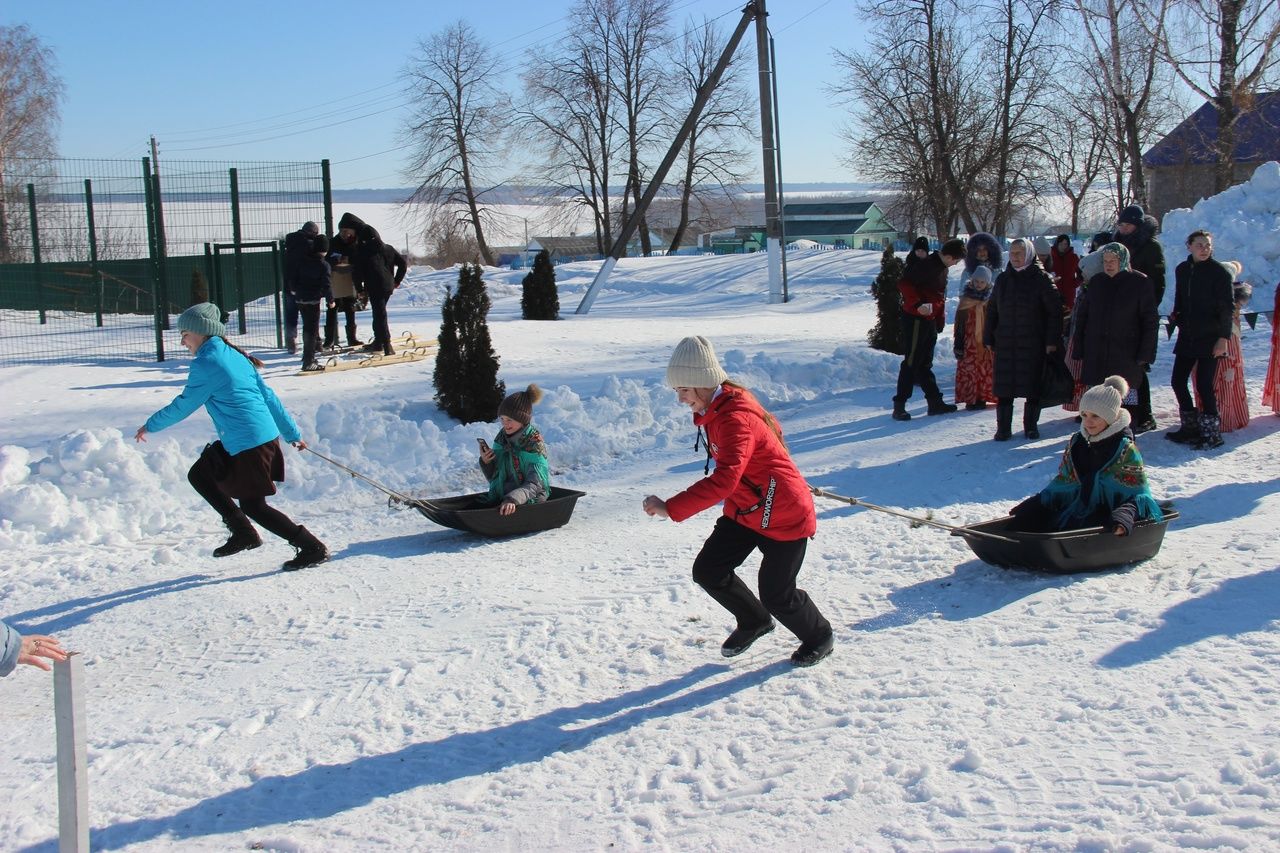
477, 438, 490, 453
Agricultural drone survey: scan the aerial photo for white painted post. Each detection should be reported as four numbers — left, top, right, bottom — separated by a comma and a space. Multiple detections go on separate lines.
54, 653, 89, 853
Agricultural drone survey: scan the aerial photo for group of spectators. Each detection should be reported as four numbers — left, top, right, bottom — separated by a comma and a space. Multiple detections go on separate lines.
893, 203, 1266, 451
282, 214, 407, 371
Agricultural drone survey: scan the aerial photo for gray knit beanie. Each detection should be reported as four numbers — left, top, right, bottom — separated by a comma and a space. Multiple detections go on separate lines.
666, 336, 728, 388
176, 302, 226, 338
1079, 375, 1129, 425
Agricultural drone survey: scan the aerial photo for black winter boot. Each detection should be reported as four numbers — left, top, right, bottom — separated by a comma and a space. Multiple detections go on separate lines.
993, 400, 1014, 441
1193, 413, 1224, 450
721, 620, 775, 657
927, 398, 958, 415
892, 399, 912, 421
790, 629, 834, 667
1165, 409, 1200, 444
282, 526, 329, 571
1023, 402, 1042, 440
213, 522, 262, 558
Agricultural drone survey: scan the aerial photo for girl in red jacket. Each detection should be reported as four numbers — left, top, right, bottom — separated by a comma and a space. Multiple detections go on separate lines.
642, 336, 834, 667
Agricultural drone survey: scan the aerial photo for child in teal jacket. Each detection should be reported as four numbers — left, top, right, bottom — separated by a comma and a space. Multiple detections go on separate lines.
478, 384, 550, 515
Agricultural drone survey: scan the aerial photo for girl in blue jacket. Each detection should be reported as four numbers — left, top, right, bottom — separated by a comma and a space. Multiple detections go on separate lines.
135, 303, 328, 570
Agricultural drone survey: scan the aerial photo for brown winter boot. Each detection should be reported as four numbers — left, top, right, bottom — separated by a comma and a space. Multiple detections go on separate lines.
282, 526, 328, 571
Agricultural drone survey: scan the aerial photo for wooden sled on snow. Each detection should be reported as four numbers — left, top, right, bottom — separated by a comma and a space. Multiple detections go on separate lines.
950, 504, 1178, 574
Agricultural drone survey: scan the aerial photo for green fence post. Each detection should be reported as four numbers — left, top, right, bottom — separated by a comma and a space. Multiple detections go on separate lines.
204, 243, 218, 307
272, 241, 283, 348
84, 179, 104, 328
229, 168, 247, 335
322, 158, 334, 238
143, 158, 165, 361
26, 183, 45, 325
151, 166, 170, 330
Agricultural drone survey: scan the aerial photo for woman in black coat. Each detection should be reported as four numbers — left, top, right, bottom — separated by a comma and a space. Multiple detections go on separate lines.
984, 238, 1062, 440
1166, 229, 1234, 447
1071, 242, 1159, 426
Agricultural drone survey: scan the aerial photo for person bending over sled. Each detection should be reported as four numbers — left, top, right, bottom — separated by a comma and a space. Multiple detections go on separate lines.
478, 384, 549, 516
1008, 375, 1163, 537
642, 336, 834, 668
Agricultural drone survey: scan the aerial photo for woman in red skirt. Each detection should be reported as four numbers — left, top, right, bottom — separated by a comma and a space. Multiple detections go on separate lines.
1262, 280, 1280, 415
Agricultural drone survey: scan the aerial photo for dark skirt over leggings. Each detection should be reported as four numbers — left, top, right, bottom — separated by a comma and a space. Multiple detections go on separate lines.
187, 439, 300, 541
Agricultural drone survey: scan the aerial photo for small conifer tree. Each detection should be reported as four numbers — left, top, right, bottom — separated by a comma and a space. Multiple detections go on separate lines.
520, 249, 560, 319
868, 243, 906, 354
434, 264, 505, 422
433, 286, 463, 417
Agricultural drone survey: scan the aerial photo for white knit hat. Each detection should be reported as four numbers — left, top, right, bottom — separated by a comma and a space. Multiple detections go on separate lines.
666, 336, 728, 388
1079, 375, 1130, 426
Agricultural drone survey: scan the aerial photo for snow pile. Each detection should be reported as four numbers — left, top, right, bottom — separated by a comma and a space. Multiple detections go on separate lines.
1162, 161, 1280, 291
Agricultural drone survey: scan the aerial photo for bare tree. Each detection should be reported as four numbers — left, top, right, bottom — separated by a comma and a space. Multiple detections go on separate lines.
0, 24, 63, 262
663, 15, 755, 254
1138, 0, 1280, 193
605, 0, 672, 256
519, 14, 621, 255
1075, 0, 1172, 207
400, 20, 507, 266
1044, 71, 1111, 235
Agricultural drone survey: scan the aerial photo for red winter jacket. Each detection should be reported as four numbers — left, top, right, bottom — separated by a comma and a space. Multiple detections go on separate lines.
898, 252, 948, 331
665, 385, 817, 541
1050, 246, 1083, 312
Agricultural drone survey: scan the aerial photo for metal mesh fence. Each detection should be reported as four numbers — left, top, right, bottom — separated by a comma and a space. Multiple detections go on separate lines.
0, 157, 329, 366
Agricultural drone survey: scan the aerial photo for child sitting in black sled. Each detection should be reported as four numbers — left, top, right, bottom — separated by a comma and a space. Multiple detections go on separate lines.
1008, 375, 1163, 536
478, 384, 550, 515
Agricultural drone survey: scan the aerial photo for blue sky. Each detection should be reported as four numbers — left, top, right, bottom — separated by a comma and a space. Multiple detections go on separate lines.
4, 0, 867, 190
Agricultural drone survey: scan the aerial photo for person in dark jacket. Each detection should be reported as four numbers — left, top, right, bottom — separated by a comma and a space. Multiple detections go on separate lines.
1113, 205, 1166, 431
282, 221, 320, 354
892, 237, 965, 420
294, 235, 334, 371
642, 336, 834, 668
1166, 230, 1234, 449
985, 237, 1062, 440
1071, 242, 1159, 430
323, 236, 365, 350
337, 212, 407, 356
902, 236, 930, 273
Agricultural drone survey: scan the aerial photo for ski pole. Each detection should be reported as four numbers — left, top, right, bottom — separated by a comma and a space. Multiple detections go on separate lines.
809, 486, 1019, 544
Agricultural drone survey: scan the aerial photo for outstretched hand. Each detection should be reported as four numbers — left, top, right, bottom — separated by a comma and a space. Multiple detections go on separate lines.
292, 439, 308, 451
19, 635, 68, 671
134, 426, 147, 443
642, 495, 669, 519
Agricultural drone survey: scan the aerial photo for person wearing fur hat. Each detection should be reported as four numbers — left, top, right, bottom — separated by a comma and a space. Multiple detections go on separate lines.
134, 303, 328, 571
1167, 231, 1236, 449
642, 336, 834, 668
1071, 242, 1159, 430
479, 384, 550, 515
953, 264, 997, 409
892, 237, 966, 420
1113, 204, 1166, 432
985, 237, 1062, 440
1008, 375, 1163, 536
959, 232, 1003, 289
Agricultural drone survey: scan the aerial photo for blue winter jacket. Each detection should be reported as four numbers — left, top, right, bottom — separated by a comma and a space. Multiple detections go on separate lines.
1, 620, 21, 677
145, 336, 300, 454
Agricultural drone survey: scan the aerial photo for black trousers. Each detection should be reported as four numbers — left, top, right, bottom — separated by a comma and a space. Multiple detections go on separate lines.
324, 297, 359, 346
298, 302, 322, 365
283, 289, 299, 342
691, 516, 831, 645
1171, 352, 1219, 417
1137, 372, 1154, 421
368, 290, 391, 347
894, 313, 944, 405
187, 451, 299, 542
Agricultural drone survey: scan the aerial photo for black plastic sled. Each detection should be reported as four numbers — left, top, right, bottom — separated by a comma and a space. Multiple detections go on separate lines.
411, 486, 587, 538
951, 506, 1178, 574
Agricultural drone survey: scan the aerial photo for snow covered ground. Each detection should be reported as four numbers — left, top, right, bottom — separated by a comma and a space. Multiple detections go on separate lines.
2, 247, 1279, 851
